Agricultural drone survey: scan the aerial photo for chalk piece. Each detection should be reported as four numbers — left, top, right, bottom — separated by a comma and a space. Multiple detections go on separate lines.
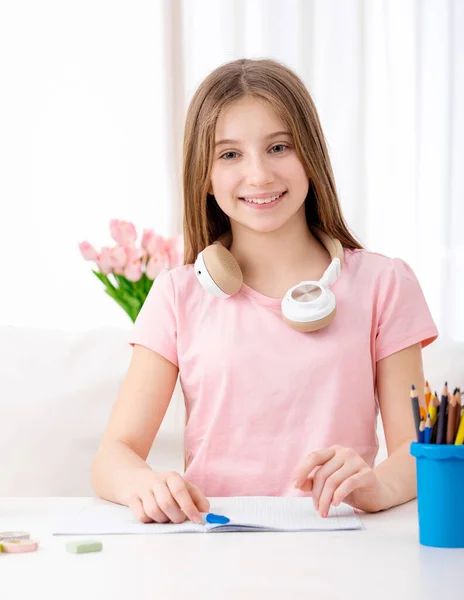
66, 540, 102, 554
1, 539, 38, 553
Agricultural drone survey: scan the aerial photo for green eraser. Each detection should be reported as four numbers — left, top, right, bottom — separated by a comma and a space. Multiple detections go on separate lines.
66, 540, 102, 554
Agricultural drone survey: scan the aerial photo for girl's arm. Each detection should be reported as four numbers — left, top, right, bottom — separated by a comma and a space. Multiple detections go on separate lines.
90, 344, 178, 505
292, 342, 424, 515
373, 341, 424, 508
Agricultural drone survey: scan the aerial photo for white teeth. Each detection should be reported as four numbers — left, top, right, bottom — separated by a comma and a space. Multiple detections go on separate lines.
242, 192, 284, 204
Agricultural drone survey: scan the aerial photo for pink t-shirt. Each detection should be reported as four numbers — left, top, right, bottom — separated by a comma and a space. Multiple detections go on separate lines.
129, 248, 438, 497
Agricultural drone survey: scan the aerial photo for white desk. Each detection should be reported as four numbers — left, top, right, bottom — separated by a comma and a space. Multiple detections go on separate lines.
0, 497, 462, 600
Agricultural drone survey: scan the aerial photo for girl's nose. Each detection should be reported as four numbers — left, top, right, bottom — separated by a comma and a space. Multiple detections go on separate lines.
245, 157, 274, 187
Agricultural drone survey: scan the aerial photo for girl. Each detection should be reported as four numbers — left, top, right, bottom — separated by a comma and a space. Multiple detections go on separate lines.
91, 58, 438, 524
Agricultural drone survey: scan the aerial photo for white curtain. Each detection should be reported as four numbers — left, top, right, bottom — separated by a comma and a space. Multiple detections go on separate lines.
1, 0, 462, 341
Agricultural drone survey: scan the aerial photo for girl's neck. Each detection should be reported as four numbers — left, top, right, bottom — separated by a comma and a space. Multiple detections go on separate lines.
229, 210, 332, 295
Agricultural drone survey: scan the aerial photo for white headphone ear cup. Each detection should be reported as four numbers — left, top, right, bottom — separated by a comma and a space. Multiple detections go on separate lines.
197, 244, 243, 296
194, 252, 227, 297
281, 285, 336, 332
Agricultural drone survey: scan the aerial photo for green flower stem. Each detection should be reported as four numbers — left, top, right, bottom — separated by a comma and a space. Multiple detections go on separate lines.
92, 270, 146, 323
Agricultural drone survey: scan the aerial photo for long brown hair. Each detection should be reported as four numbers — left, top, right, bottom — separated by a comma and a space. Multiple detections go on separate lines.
182, 58, 362, 264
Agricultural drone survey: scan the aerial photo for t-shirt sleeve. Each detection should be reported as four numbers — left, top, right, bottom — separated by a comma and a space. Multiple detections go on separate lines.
128, 269, 178, 367
375, 258, 438, 362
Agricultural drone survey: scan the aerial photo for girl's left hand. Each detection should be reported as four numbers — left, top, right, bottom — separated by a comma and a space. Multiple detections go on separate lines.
292, 446, 393, 517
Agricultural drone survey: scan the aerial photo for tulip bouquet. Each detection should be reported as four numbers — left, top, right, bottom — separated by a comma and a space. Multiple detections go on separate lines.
79, 219, 183, 322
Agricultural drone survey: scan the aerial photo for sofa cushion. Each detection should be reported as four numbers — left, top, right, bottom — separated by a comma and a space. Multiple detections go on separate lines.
0, 326, 185, 496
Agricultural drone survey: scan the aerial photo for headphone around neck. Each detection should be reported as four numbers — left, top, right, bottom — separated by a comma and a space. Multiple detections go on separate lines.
194, 227, 344, 333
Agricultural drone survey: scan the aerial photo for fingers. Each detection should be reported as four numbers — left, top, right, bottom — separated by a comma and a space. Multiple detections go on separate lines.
166, 475, 205, 523
315, 463, 359, 517
292, 447, 337, 487
310, 455, 346, 510
293, 446, 372, 517
140, 491, 171, 523
129, 494, 169, 524
152, 477, 189, 524
128, 496, 152, 523
128, 473, 209, 525
185, 480, 210, 513
298, 476, 314, 493
332, 472, 366, 507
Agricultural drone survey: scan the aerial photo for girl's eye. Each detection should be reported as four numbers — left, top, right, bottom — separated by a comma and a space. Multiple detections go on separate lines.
219, 144, 289, 160
269, 144, 288, 153
220, 151, 238, 160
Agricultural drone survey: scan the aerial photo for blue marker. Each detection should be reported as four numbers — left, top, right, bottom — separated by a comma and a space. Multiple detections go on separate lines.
205, 513, 230, 524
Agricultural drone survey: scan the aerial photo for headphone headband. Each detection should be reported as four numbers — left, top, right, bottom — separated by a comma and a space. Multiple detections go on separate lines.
194, 227, 344, 333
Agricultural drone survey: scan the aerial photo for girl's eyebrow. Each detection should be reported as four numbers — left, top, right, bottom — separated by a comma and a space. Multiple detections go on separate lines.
214, 130, 291, 148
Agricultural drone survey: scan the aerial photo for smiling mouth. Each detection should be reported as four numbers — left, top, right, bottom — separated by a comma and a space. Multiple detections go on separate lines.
239, 191, 286, 205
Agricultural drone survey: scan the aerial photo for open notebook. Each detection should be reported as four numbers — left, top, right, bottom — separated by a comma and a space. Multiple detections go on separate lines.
53, 496, 362, 535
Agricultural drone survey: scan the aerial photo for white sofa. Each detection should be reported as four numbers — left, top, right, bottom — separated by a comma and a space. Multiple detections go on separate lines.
1, 326, 463, 496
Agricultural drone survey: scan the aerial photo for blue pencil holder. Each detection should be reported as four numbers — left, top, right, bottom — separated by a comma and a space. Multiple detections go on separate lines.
410, 442, 464, 548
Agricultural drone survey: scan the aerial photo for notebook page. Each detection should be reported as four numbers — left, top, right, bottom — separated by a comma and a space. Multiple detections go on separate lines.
206, 496, 362, 531
53, 499, 205, 535
53, 496, 361, 535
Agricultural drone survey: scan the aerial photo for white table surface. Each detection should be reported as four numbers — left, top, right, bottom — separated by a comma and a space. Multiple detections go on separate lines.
0, 497, 462, 600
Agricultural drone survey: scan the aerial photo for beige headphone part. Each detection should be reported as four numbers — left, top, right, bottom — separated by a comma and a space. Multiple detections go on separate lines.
202, 243, 244, 295
201, 226, 342, 299
311, 227, 344, 267
283, 306, 337, 332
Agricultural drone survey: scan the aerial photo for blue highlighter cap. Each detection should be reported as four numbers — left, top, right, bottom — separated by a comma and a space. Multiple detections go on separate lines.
205, 513, 230, 524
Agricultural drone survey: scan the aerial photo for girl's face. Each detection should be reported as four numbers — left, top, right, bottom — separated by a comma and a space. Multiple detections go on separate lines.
209, 97, 309, 235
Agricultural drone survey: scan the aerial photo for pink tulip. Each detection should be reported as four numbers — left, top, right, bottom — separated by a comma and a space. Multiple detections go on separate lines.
109, 246, 127, 274
146, 251, 170, 280
110, 220, 137, 246
97, 247, 113, 275
141, 229, 154, 250
125, 246, 147, 264
144, 230, 167, 257
79, 241, 99, 261
125, 257, 143, 282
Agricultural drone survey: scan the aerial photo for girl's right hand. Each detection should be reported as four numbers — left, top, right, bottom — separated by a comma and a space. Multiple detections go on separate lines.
127, 469, 210, 524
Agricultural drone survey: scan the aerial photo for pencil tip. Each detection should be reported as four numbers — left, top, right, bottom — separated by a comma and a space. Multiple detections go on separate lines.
411, 384, 415, 390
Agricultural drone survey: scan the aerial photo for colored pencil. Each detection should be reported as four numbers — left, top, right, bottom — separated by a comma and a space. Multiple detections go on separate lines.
424, 380, 432, 409
410, 381, 464, 444
417, 383, 427, 420
428, 393, 439, 425
446, 389, 460, 444
424, 414, 432, 444
410, 385, 421, 442
455, 410, 464, 445
436, 382, 449, 445
431, 410, 439, 443
456, 388, 462, 438
419, 420, 425, 443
